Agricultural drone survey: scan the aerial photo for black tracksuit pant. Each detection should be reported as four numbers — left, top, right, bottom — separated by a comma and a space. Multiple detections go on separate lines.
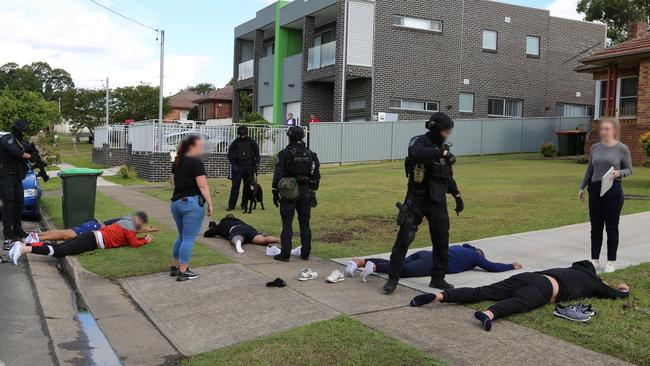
443, 273, 553, 319
228, 164, 253, 210
588, 180, 624, 261
389, 194, 449, 282
279, 185, 312, 258
0, 174, 24, 240
31, 232, 98, 258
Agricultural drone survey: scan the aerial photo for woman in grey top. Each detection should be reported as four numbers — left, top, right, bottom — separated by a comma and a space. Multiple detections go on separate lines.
579, 118, 632, 273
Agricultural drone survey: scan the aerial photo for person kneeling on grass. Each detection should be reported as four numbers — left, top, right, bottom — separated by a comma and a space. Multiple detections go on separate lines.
9, 212, 153, 265
203, 214, 280, 254
345, 244, 522, 281
409, 260, 630, 331
22, 212, 160, 243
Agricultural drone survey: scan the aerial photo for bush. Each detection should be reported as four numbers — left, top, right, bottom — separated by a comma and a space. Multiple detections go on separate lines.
576, 155, 589, 164
118, 165, 137, 180
241, 111, 270, 125
541, 142, 556, 158
34, 131, 61, 165
640, 132, 650, 159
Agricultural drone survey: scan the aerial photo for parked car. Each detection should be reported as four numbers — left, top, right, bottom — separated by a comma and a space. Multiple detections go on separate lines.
22, 164, 43, 220
160, 131, 229, 154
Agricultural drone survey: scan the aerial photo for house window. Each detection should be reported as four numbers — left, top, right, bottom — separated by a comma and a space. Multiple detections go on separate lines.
459, 93, 474, 113
619, 76, 638, 117
264, 42, 274, 57
314, 30, 334, 46
482, 30, 497, 51
597, 81, 608, 118
556, 103, 594, 117
526, 36, 540, 56
347, 98, 367, 111
390, 99, 439, 112
488, 97, 523, 117
392, 15, 442, 33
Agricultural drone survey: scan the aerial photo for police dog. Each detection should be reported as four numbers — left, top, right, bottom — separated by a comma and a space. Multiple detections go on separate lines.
242, 175, 264, 214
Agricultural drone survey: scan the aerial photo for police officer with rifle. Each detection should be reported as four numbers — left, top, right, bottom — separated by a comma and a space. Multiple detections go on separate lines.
272, 126, 320, 262
384, 113, 464, 294
227, 125, 260, 211
0, 119, 34, 247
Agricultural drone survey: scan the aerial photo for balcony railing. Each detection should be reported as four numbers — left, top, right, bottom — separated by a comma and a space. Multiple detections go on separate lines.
238, 59, 254, 81
307, 41, 336, 71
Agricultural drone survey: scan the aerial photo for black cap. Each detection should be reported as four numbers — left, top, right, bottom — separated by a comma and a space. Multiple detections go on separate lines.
425, 113, 454, 132
237, 125, 248, 136
287, 126, 305, 140
12, 119, 29, 132
134, 211, 148, 224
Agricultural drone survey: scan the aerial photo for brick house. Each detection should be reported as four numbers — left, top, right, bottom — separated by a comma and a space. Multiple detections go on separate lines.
577, 22, 650, 165
165, 90, 200, 121
193, 86, 234, 121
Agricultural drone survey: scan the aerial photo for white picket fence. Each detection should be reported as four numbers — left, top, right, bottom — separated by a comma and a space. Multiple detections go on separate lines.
93, 125, 128, 148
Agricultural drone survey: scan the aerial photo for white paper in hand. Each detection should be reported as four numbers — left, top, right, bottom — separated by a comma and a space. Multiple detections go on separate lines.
600, 167, 615, 197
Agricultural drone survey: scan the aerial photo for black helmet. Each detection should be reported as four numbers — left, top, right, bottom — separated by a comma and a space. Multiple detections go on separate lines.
425, 113, 454, 132
287, 126, 304, 141
237, 125, 248, 136
12, 119, 29, 134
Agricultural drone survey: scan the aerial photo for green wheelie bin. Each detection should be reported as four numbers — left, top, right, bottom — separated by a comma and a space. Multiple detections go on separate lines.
57, 168, 103, 228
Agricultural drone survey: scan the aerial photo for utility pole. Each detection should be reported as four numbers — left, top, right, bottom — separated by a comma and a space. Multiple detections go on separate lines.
105, 77, 110, 127
158, 30, 165, 123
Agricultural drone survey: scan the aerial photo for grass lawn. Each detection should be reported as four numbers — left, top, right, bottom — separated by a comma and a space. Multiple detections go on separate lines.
144, 154, 650, 259
102, 174, 161, 186
41, 190, 231, 279
182, 316, 443, 366
55, 134, 105, 168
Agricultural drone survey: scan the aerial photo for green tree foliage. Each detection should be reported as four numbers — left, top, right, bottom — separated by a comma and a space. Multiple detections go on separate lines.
0, 90, 59, 134
187, 105, 199, 120
0, 62, 74, 101
187, 83, 216, 95
577, 0, 649, 43
63, 88, 107, 134
111, 84, 171, 123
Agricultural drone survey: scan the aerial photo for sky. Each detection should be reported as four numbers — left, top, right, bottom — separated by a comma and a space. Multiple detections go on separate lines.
0, 0, 584, 95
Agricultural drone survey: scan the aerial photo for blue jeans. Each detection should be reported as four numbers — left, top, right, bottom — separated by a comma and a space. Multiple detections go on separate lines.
171, 196, 205, 265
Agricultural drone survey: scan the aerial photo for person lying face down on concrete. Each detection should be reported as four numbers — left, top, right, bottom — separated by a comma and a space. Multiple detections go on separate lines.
22, 212, 160, 243
410, 260, 630, 331
345, 244, 522, 281
9, 212, 153, 265
204, 214, 280, 254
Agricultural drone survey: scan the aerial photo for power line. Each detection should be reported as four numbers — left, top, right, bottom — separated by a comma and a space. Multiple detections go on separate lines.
87, 0, 159, 32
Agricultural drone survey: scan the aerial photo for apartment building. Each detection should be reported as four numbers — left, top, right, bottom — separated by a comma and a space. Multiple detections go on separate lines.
232, 0, 606, 124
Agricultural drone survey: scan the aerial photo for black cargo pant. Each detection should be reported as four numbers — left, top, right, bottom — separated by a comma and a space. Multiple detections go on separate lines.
279, 184, 312, 258
228, 163, 253, 210
442, 273, 554, 319
0, 174, 24, 240
388, 193, 449, 282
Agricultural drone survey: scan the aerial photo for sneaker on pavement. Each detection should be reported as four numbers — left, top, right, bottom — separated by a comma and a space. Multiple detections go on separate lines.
297, 268, 318, 281
266, 245, 281, 257
604, 261, 616, 273
429, 278, 454, 290
273, 254, 290, 262
11, 243, 23, 265
290, 246, 302, 256
326, 269, 345, 283
574, 302, 596, 317
170, 266, 179, 277
554, 304, 592, 322
383, 278, 398, 294
176, 269, 200, 282
344, 260, 358, 277
3, 240, 13, 251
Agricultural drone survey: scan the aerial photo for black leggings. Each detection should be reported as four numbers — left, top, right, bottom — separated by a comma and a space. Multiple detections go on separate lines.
442, 273, 553, 319
588, 181, 624, 261
31, 232, 98, 258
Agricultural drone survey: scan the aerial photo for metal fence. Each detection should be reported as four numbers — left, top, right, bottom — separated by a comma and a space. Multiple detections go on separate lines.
93, 125, 128, 149
309, 117, 593, 164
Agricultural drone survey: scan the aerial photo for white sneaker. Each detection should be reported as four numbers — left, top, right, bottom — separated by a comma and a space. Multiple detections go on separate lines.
291, 246, 302, 256
326, 269, 345, 283
344, 260, 358, 277
297, 268, 318, 281
604, 261, 616, 273
265, 245, 281, 257
591, 259, 600, 270
28, 232, 39, 244
11, 242, 23, 265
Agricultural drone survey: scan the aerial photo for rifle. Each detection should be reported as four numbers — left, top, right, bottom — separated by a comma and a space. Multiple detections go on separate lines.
24, 143, 50, 182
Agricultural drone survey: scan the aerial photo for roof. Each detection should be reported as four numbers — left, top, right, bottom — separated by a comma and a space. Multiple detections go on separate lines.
193, 86, 233, 103
167, 90, 201, 109
581, 36, 650, 63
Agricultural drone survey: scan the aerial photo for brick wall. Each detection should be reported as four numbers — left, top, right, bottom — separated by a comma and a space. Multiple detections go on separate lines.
584, 118, 650, 166
92, 145, 128, 167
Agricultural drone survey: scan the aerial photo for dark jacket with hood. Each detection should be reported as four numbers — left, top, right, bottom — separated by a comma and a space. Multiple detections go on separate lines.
407, 131, 459, 201
537, 260, 629, 302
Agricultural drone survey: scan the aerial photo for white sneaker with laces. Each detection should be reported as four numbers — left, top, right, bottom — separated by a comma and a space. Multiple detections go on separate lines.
326, 269, 345, 283
344, 260, 358, 277
604, 261, 616, 273
266, 245, 281, 256
291, 246, 302, 256
297, 268, 318, 281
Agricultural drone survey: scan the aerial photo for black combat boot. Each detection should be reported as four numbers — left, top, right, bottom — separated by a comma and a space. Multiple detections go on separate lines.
429, 278, 454, 290
383, 278, 398, 294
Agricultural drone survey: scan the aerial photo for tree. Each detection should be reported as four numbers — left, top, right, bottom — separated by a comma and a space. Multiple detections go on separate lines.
187, 83, 216, 95
577, 0, 649, 43
187, 105, 199, 120
0, 90, 59, 134
0, 61, 74, 101
64, 88, 107, 136
111, 84, 171, 123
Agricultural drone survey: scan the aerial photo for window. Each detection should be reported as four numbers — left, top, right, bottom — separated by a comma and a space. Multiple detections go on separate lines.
314, 30, 333, 46
347, 98, 367, 111
597, 81, 608, 118
488, 97, 523, 117
392, 15, 442, 32
263, 42, 274, 57
555, 103, 594, 117
526, 36, 540, 56
459, 93, 474, 113
619, 77, 638, 117
390, 99, 439, 112
482, 30, 497, 51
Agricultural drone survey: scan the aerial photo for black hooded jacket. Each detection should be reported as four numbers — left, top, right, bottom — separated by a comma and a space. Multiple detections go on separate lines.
537, 260, 629, 302
407, 131, 460, 200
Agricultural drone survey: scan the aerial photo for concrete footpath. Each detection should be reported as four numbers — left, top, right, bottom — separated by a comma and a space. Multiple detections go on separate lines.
98, 185, 636, 366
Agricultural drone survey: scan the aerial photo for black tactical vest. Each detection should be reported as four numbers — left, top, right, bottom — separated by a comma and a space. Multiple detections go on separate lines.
286, 145, 313, 178
235, 139, 253, 162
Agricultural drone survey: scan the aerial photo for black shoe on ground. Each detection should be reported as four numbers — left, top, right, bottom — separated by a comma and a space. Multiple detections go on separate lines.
300, 254, 309, 261
273, 254, 290, 262
170, 266, 179, 277
177, 269, 200, 282
14, 230, 28, 239
429, 278, 454, 290
3, 240, 14, 251
225, 207, 235, 212
383, 279, 398, 294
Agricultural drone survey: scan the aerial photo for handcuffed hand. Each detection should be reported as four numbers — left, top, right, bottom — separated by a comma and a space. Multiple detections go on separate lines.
272, 189, 280, 208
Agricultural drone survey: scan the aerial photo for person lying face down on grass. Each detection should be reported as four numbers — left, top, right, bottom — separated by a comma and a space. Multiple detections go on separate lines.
204, 214, 280, 254
410, 260, 630, 331
22, 212, 160, 243
345, 244, 522, 281
9, 212, 153, 265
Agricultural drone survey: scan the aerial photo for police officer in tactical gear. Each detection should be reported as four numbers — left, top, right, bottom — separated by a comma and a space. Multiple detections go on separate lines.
0, 119, 32, 246
227, 125, 260, 211
383, 112, 464, 294
272, 126, 320, 262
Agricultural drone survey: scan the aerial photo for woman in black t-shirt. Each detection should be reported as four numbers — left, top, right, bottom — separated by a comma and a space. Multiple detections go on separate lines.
170, 135, 213, 282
